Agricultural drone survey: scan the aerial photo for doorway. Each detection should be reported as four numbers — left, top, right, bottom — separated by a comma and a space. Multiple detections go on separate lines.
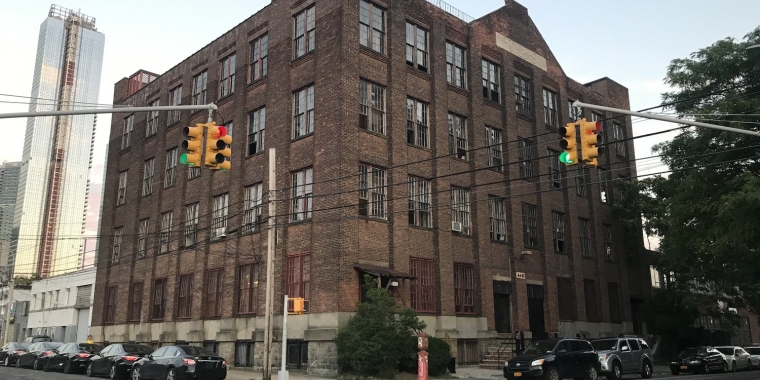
493, 281, 512, 333
527, 284, 546, 340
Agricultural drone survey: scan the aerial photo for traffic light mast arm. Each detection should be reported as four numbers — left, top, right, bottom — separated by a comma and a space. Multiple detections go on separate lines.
572, 100, 760, 137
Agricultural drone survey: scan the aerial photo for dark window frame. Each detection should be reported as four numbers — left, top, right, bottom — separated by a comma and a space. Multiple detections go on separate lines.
410, 257, 435, 312
454, 263, 475, 314
249, 34, 269, 82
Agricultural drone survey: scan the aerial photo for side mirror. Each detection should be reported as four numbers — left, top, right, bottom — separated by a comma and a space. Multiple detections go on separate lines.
148, 355, 153, 360
622, 346, 630, 352
557, 349, 568, 354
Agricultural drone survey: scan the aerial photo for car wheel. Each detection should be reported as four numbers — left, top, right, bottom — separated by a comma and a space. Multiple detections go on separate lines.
3, 356, 8, 367
722, 361, 729, 373
166, 367, 177, 380
63, 359, 73, 374
132, 366, 142, 380
641, 360, 653, 379
585, 365, 599, 380
670, 369, 679, 376
702, 361, 710, 374
110, 364, 119, 379
87, 362, 95, 377
732, 361, 737, 372
607, 361, 622, 380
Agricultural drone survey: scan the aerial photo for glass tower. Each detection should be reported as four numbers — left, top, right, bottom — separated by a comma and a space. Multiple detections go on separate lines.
10, 5, 105, 278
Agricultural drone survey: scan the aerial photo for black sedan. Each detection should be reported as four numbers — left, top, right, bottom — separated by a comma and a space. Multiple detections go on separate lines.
87, 343, 153, 379
670, 346, 728, 375
15, 341, 63, 369
0, 342, 30, 367
131, 345, 227, 380
44, 342, 102, 373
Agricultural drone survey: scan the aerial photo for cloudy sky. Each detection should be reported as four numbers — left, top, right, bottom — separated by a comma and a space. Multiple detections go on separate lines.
0, 0, 758, 256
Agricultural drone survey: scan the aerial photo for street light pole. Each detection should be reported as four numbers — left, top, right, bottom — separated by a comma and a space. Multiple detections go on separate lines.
2, 282, 13, 345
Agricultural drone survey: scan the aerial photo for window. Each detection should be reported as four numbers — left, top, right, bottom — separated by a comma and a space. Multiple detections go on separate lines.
613, 123, 626, 156
177, 274, 193, 318
545, 148, 561, 188
142, 159, 154, 196
543, 89, 558, 128
291, 168, 313, 221
359, 80, 385, 134
112, 227, 122, 264
488, 196, 506, 241
608, 282, 621, 323
406, 98, 429, 148
568, 100, 582, 121
359, 1, 385, 54
557, 277, 576, 320
165, 148, 177, 187
446, 42, 466, 88
147, 99, 159, 136
160, 211, 172, 254
129, 282, 143, 322
454, 263, 474, 313
137, 219, 149, 258
122, 115, 133, 149
188, 165, 200, 179
204, 341, 220, 355
286, 252, 310, 299
448, 113, 468, 159
185, 203, 199, 246
235, 341, 254, 367
219, 54, 236, 98
552, 211, 566, 253
604, 224, 613, 261
650, 266, 662, 288
584, 280, 599, 322
599, 167, 610, 203
152, 278, 166, 320
451, 187, 470, 234
405, 22, 428, 72
408, 176, 431, 228
358, 164, 387, 218
238, 264, 258, 314
293, 86, 315, 138
250, 35, 268, 82
192, 71, 208, 105
104, 286, 117, 323
212, 193, 229, 237
410, 258, 435, 312
168, 86, 182, 125
518, 138, 536, 180
205, 269, 223, 317
244, 184, 263, 233
485, 127, 503, 169
576, 167, 587, 196
579, 218, 592, 258
514, 75, 532, 116
482, 59, 500, 102
247, 107, 266, 155
293, 6, 316, 58
522, 203, 538, 248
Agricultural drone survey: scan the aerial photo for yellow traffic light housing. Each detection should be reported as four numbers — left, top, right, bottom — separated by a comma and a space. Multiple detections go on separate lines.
580, 118, 603, 167
558, 123, 578, 165
180, 124, 204, 167
288, 297, 310, 315
205, 123, 232, 170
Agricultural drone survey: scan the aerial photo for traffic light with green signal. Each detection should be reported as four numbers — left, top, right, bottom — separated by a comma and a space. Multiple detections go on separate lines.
180, 124, 204, 167
580, 119, 603, 167
558, 122, 578, 165
205, 122, 233, 170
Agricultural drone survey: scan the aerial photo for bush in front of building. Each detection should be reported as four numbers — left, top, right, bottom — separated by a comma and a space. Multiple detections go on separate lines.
336, 275, 426, 378
398, 336, 452, 376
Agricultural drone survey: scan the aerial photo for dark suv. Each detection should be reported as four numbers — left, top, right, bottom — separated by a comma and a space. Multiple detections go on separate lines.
503, 338, 600, 380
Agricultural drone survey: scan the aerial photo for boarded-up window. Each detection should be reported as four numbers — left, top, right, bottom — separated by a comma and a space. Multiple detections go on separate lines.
557, 277, 576, 320
75, 285, 92, 309
454, 263, 474, 313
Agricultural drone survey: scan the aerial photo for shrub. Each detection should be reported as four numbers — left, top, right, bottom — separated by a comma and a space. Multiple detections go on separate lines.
398, 336, 452, 376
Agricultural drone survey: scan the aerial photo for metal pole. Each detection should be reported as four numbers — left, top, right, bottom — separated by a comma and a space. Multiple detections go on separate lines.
263, 148, 276, 380
278, 295, 289, 380
573, 100, 760, 137
0, 104, 218, 119
2, 282, 13, 345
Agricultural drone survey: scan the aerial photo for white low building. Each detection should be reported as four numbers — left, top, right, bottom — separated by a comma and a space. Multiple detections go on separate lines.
26, 268, 95, 342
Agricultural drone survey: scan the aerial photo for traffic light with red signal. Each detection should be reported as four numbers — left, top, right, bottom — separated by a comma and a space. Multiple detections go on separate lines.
580, 119, 603, 167
205, 122, 233, 170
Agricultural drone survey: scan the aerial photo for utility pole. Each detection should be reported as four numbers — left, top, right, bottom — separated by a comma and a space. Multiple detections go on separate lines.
262, 148, 276, 380
278, 295, 289, 380
3, 282, 13, 345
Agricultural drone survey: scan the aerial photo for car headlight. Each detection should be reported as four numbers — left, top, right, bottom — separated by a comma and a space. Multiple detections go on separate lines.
531, 359, 545, 367
504, 361, 508, 367
689, 360, 700, 364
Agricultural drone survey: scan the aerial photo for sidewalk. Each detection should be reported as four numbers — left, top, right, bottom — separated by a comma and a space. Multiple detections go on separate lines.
227, 369, 329, 380
448, 364, 674, 379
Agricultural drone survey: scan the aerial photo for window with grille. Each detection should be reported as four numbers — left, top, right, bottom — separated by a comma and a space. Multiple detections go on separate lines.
408, 176, 431, 228
219, 54, 236, 97
247, 107, 266, 156
613, 123, 626, 156
358, 164, 387, 218
518, 138, 536, 180
454, 263, 474, 313
543, 89, 558, 128
579, 218, 592, 258
238, 264, 258, 314
522, 203, 538, 248
206, 269, 223, 317
168, 86, 182, 125
556, 277, 576, 320
212, 193, 229, 237
584, 279, 599, 322
410, 258, 435, 312
406, 98, 429, 148
129, 282, 142, 322
184, 203, 199, 246
142, 159, 153, 196
165, 148, 177, 187
122, 115, 133, 149
152, 278, 166, 320
451, 187, 470, 235
235, 341, 254, 367
291, 168, 313, 221
482, 59, 500, 102
514, 75, 532, 116
552, 211, 566, 253
137, 219, 148, 258
250, 34, 268, 82
547, 148, 561, 188
604, 224, 613, 261
192, 71, 208, 105
359, 1, 385, 54
188, 165, 200, 179
104, 286, 117, 323
244, 184, 263, 233
485, 126, 503, 170
448, 113, 468, 159
568, 100, 582, 121
293, 86, 315, 139
359, 80, 385, 134
405, 22, 428, 72
286, 253, 310, 299
446, 42, 466, 88
112, 227, 122, 264
608, 282, 621, 323
160, 211, 172, 253
204, 341, 220, 355
488, 196, 506, 241
147, 99, 159, 136
294, 6, 315, 58
576, 167, 587, 196
599, 167, 610, 204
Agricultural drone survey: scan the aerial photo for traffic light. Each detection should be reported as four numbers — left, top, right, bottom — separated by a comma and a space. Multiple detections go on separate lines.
558, 122, 578, 165
180, 124, 204, 167
580, 118, 603, 167
205, 123, 232, 170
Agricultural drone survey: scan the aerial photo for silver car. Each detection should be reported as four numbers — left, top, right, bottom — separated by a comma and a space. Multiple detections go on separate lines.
715, 346, 751, 371
591, 337, 653, 380
745, 347, 760, 370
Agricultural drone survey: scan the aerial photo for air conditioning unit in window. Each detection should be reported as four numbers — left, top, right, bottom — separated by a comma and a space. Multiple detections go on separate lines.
492, 157, 502, 168
456, 148, 467, 160
215, 228, 227, 238
451, 221, 463, 232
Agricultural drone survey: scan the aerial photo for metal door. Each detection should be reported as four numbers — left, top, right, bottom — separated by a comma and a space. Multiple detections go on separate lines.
493, 281, 512, 333
527, 285, 546, 339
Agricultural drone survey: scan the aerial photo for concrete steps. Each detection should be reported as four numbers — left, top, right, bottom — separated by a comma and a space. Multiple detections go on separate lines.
479, 346, 513, 370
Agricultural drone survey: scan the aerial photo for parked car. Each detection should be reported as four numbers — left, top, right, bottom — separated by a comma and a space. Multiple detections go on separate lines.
22, 335, 52, 343
670, 346, 727, 375
745, 347, 760, 370
715, 346, 752, 372
0, 342, 30, 367
15, 341, 63, 369
590, 337, 653, 380
86, 343, 153, 379
43, 342, 103, 373
503, 338, 599, 380
130, 345, 227, 380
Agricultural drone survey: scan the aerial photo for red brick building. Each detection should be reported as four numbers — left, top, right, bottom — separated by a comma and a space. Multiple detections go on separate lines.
92, 0, 652, 373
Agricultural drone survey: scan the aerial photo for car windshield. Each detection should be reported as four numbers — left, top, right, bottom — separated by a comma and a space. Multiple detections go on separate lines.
746, 348, 760, 355
521, 340, 558, 355
78, 344, 103, 351
680, 348, 706, 358
591, 339, 618, 351
42, 343, 62, 349
180, 346, 217, 356
715, 347, 734, 355
10, 343, 29, 350
32, 337, 51, 342
122, 345, 153, 353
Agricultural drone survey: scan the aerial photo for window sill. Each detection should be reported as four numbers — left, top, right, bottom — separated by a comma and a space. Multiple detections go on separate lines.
291, 133, 314, 143
359, 45, 388, 62
190, 109, 205, 117
524, 245, 539, 250
487, 167, 504, 174
126, 320, 140, 324
545, 124, 558, 130
406, 143, 431, 152
151, 318, 165, 322
555, 250, 567, 255
359, 216, 389, 223
236, 312, 257, 317
217, 93, 234, 105
166, 121, 181, 130
413, 310, 437, 315
245, 150, 267, 160
408, 224, 433, 232
247, 77, 268, 89
145, 133, 157, 141
455, 312, 477, 317
484, 99, 502, 109
359, 129, 388, 139
180, 244, 197, 251
490, 239, 508, 245
291, 51, 315, 66
289, 219, 311, 226
141, 193, 152, 199
164, 184, 176, 190
176, 316, 192, 320
120, 147, 132, 154
516, 113, 534, 122
203, 316, 223, 320
210, 236, 227, 243
447, 84, 468, 96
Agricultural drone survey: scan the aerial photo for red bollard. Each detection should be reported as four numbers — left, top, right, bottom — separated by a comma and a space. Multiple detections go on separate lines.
418, 332, 429, 380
